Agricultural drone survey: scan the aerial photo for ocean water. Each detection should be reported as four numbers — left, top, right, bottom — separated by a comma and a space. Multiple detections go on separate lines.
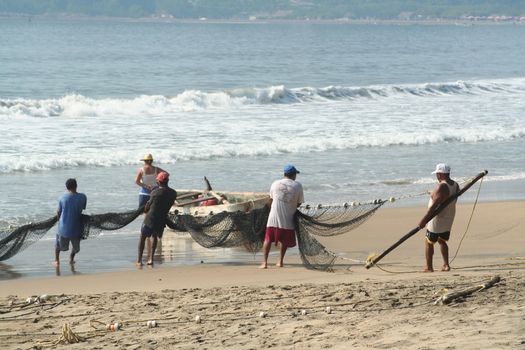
1, 18, 524, 278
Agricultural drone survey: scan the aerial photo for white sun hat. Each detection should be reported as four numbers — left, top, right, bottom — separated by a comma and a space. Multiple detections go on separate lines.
431, 163, 451, 174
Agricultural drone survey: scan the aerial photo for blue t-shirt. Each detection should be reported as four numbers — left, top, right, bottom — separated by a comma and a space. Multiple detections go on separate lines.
58, 192, 87, 238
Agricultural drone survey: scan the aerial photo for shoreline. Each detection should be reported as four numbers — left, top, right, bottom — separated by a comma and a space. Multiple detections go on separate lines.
2, 13, 524, 26
1, 200, 523, 296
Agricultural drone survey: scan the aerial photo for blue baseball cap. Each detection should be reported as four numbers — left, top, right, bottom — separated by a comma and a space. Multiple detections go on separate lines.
283, 164, 300, 174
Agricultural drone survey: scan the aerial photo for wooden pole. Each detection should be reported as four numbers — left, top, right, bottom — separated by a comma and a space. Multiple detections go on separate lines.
365, 170, 488, 269
434, 275, 501, 305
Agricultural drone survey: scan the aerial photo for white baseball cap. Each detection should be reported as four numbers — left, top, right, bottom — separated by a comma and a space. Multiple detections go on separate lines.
432, 163, 451, 174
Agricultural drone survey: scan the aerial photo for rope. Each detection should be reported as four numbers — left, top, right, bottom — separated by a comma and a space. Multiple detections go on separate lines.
452, 261, 525, 270
336, 255, 365, 264
366, 176, 485, 274
366, 260, 525, 274
300, 175, 477, 210
385, 175, 477, 203
449, 177, 483, 264
56, 323, 85, 344
374, 263, 420, 274
0, 299, 67, 320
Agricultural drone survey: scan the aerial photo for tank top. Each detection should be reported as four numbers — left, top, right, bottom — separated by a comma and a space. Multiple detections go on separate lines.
139, 167, 158, 195
427, 180, 459, 233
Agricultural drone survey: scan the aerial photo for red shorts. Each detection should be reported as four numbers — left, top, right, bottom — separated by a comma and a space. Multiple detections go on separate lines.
264, 227, 296, 248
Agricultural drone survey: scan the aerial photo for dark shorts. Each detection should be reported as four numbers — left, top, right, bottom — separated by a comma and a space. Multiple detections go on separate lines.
426, 230, 450, 244
139, 194, 150, 208
55, 235, 80, 253
141, 223, 164, 238
264, 227, 296, 248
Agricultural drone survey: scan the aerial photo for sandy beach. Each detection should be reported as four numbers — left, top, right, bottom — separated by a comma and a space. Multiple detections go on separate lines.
1, 201, 524, 349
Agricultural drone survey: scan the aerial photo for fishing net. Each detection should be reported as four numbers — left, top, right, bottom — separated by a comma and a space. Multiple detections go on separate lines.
81, 206, 144, 239
0, 200, 385, 271
298, 200, 386, 237
0, 207, 144, 261
0, 216, 58, 261
168, 200, 386, 270
295, 200, 386, 270
166, 206, 269, 253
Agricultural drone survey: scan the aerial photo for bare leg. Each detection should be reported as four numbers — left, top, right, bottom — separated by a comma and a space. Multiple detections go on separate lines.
277, 243, 287, 267
148, 236, 158, 265
137, 234, 146, 266
424, 241, 434, 272
54, 248, 60, 266
438, 239, 450, 271
69, 252, 76, 265
156, 238, 162, 256
259, 241, 271, 268
146, 237, 152, 262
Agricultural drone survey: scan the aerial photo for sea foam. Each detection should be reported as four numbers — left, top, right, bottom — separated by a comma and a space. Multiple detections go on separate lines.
1, 78, 525, 119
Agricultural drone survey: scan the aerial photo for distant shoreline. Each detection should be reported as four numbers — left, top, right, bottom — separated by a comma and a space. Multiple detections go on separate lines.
2, 13, 524, 26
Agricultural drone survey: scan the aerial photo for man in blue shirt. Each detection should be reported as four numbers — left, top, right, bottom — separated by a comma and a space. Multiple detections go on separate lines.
55, 178, 87, 266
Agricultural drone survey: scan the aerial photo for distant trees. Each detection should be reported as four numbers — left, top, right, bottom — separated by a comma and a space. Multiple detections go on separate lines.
1, 0, 524, 19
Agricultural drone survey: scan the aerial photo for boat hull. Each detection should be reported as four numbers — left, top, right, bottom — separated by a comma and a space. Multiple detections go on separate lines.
170, 190, 269, 217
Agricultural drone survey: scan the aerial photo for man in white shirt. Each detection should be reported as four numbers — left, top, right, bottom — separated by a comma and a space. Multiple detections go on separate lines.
260, 165, 304, 268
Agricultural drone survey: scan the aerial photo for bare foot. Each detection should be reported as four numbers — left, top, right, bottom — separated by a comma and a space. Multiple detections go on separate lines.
259, 263, 268, 269
147, 260, 154, 266
423, 268, 434, 272
276, 263, 283, 268
441, 265, 450, 272
136, 261, 143, 267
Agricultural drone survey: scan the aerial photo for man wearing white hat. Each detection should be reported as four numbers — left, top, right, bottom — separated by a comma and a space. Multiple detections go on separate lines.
418, 163, 460, 272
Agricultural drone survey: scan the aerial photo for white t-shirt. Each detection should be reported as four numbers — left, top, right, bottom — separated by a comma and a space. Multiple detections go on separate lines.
266, 178, 304, 230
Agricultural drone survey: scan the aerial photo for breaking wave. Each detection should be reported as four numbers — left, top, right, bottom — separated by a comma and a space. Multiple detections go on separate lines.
1, 78, 524, 118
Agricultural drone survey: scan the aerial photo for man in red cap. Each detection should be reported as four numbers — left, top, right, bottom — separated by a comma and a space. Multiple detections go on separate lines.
137, 171, 177, 266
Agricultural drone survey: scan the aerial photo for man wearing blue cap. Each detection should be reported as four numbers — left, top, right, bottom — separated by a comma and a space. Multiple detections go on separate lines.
260, 164, 304, 268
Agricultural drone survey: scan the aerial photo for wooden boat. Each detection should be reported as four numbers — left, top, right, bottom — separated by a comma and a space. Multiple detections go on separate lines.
170, 190, 269, 217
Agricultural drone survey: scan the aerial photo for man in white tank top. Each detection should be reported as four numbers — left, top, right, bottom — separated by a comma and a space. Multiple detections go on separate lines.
418, 164, 459, 272
135, 154, 166, 260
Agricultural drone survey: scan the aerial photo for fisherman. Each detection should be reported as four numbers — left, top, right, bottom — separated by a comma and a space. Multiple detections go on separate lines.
135, 153, 166, 258
135, 153, 165, 208
418, 163, 460, 272
137, 171, 177, 266
260, 164, 304, 268
55, 178, 87, 266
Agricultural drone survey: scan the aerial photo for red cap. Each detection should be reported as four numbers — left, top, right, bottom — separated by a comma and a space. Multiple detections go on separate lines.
156, 171, 169, 183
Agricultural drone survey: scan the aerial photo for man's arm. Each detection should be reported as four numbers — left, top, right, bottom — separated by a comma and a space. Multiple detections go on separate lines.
135, 168, 142, 185
297, 185, 304, 208
57, 200, 62, 219
267, 181, 275, 208
135, 169, 149, 189
144, 199, 151, 213
418, 183, 449, 229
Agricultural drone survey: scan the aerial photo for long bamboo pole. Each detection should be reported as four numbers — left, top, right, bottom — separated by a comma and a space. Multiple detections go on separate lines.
365, 170, 488, 269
